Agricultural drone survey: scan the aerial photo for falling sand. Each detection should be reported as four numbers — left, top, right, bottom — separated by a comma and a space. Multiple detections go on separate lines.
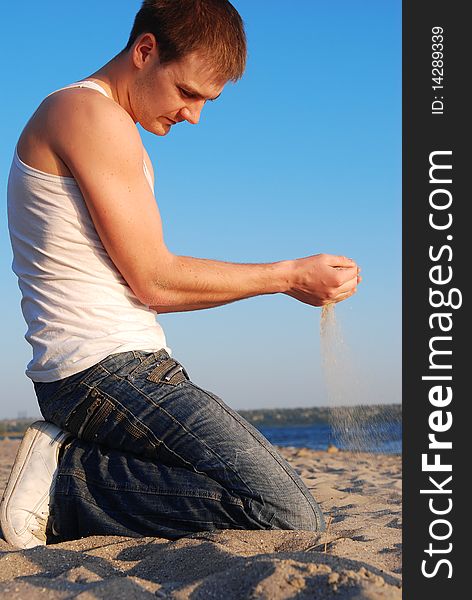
320, 304, 399, 453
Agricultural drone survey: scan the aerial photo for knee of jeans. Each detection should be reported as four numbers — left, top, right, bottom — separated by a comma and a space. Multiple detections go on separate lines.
260, 487, 325, 532
296, 500, 326, 532
293, 500, 325, 532
277, 490, 326, 532
249, 467, 326, 532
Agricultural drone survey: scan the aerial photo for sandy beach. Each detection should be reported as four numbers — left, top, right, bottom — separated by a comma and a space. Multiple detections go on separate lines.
0, 438, 401, 599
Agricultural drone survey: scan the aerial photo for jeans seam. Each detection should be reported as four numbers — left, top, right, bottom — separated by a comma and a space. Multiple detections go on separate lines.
76, 365, 113, 391
55, 492, 244, 530
104, 375, 259, 499
78, 383, 164, 453
81, 375, 236, 483
127, 350, 169, 380
60, 470, 244, 505
186, 381, 323, 528
110, 378, 201, 472
35, 362, 105, 407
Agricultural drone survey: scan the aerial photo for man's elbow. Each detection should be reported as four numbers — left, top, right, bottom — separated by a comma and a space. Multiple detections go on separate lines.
135, 285, 176, 308
131, 255, 177, 307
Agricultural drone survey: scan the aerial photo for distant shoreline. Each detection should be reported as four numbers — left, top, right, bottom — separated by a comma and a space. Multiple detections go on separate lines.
238, 403, 401, 427
1, 405, 402, 457
0, 404, 401, 438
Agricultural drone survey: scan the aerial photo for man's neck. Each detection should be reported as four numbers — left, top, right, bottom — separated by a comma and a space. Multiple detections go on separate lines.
85, 53, 138, 123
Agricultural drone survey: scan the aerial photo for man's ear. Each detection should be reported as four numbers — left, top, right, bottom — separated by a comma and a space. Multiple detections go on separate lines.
133, 32, 159, 69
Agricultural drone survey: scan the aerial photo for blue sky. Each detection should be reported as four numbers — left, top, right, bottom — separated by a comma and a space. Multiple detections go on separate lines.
0, 1, 401, 419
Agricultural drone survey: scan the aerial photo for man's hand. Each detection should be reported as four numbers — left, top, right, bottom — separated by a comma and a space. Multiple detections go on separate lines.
284, 254, 361, 307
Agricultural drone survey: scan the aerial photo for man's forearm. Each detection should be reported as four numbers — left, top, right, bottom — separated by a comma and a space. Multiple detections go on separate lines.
145, 253, 293, 310
150, 298, 237, 314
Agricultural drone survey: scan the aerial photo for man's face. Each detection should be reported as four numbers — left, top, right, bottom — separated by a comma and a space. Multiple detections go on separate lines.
132, 49, 226, 136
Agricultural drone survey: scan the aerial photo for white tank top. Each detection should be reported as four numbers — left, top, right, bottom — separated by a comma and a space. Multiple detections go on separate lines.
7, 80, 170, 382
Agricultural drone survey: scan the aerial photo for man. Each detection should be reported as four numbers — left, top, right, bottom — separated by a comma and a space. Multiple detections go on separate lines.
2, 0, 360, 548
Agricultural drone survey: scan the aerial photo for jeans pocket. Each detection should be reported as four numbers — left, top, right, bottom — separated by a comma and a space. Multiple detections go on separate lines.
127, 349, 170, 380
146, 358, 189, 386
78, 396, 114, 439
66, 388, 162, 459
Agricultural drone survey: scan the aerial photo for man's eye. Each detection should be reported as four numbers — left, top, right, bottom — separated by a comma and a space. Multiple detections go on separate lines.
179, 88, 192, 98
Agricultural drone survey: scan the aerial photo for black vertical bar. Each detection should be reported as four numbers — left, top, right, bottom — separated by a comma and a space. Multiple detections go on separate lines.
403, 1, 466, 596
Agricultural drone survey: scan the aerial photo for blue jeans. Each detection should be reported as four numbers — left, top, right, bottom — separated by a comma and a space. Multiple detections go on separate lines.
34, 350, 325, 541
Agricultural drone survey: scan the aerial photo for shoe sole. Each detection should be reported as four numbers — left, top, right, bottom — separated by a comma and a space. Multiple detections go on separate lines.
0, 421, 67, 548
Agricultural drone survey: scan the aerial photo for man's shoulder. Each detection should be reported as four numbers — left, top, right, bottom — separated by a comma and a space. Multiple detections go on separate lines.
44, 86, 135, 136
43, 87, 142, 163
17, 86, 141, 179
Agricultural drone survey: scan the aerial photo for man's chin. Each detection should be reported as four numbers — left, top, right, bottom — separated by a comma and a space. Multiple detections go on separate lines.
140, 120, 171, 136
156, 123, 172, 136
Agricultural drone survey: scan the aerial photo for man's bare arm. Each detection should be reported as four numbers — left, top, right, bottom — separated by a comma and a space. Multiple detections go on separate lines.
148, 255, 290, 309
149, 252, 360, 312
51, 91, 359, 311
148, 257, 289, 313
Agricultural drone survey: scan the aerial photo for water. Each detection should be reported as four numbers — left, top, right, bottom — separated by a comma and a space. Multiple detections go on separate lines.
257, 421, 402, 454
1, 424, 402, 454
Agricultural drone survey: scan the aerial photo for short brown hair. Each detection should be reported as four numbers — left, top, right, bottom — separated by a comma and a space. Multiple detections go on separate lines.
124, 0, 247, 82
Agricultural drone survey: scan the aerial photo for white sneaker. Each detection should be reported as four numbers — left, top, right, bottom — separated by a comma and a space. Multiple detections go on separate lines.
0, 420, 70, 549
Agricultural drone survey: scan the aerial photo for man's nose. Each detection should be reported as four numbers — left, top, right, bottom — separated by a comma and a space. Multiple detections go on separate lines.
180, 101, 205, 125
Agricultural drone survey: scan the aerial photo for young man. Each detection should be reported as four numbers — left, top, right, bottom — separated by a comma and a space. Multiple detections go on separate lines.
2, 0, 361, 548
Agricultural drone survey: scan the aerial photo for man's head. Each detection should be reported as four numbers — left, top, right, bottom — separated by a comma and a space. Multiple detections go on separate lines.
124, 0, 247, 82
120, 0, 247, 135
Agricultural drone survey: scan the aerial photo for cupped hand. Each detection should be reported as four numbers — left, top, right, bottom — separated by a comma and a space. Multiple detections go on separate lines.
285, 253, 361, 307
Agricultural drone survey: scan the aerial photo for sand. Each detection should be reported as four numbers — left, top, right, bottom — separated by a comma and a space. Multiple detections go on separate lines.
0, 438, 401, 599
